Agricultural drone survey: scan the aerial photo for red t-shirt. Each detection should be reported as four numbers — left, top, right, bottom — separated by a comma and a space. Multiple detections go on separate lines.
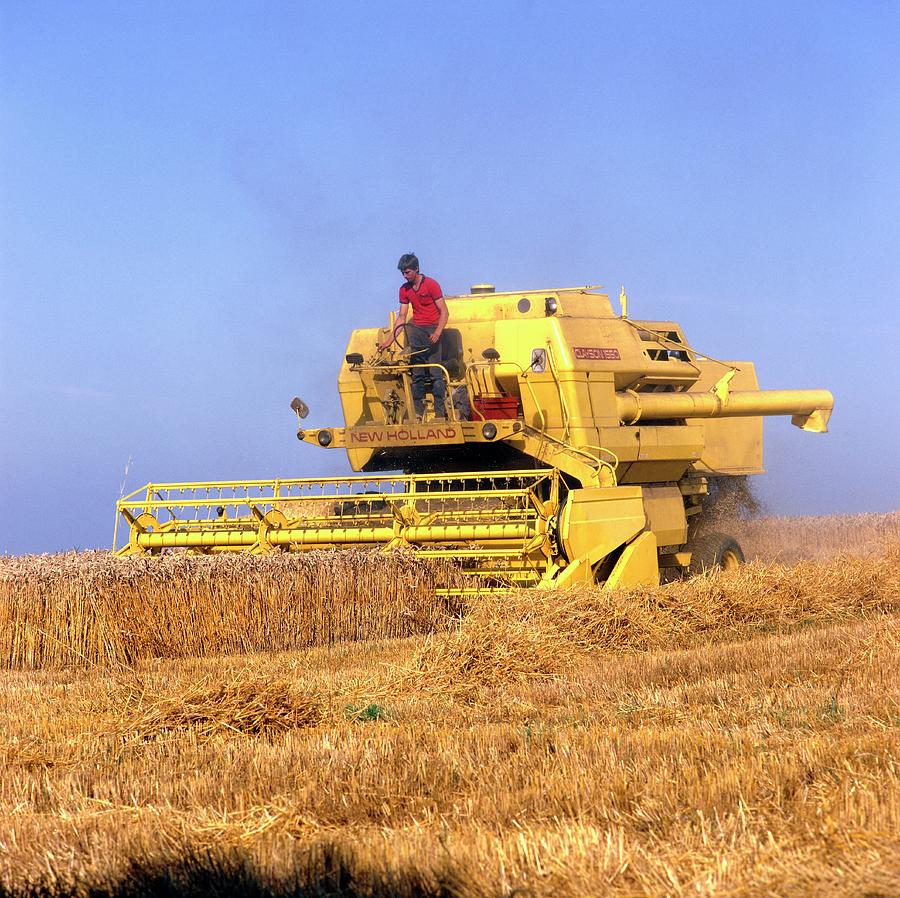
399, 275, 443, 326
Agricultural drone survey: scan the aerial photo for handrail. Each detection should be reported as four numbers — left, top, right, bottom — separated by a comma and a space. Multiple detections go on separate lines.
519, 425, 617, 487
544, 343, 570, 441
350, 359, 460, 423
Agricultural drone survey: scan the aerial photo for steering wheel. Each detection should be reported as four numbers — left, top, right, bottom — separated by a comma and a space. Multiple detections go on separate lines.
375, 323, 435, 367
374, 322, 417, 360
388, 321, 417, 350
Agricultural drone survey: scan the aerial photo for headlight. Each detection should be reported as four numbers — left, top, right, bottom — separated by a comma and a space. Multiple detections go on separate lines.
317, 429, 333, 447
482, 422, 498, 440
544, 296, 558, 316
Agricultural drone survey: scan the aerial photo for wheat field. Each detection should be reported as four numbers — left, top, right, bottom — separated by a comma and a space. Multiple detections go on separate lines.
0, 512, 897, 897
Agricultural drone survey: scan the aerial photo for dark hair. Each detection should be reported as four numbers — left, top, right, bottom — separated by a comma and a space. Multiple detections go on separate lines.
397, 253, 419, 272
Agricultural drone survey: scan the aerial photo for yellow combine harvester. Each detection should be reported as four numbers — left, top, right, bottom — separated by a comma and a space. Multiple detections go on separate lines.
115, 284, 833, 590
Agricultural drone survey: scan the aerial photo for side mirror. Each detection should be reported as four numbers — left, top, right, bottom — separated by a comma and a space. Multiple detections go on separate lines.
290, 397, 309, 419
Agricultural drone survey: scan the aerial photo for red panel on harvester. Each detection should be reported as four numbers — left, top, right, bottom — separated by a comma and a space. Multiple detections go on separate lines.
473, 396, 520, 419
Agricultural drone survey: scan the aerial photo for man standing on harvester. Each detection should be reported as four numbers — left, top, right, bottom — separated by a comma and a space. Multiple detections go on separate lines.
378, 252, 449, 421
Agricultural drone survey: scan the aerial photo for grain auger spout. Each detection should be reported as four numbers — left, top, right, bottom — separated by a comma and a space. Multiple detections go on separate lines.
116, 282, 833, 591
615, 383, 834, 433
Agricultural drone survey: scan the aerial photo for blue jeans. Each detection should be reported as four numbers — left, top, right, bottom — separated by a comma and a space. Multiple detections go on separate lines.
407, 325, 447, 419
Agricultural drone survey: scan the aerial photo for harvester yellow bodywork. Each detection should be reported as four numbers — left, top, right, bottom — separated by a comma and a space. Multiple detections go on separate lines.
115, 285, 833, 590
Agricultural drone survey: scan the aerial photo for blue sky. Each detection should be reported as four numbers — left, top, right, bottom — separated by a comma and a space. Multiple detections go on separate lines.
2, 1, 898, 554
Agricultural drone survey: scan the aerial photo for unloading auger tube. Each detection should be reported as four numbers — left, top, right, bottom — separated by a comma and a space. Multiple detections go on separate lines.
115, 283, 834, 591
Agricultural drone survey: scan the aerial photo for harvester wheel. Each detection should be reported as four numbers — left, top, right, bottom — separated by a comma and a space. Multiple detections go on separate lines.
687, 532, 744, 575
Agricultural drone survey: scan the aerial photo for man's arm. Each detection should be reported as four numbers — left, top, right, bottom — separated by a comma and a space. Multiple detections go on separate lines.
429, 298, 449, 344
377, 303, 408, 350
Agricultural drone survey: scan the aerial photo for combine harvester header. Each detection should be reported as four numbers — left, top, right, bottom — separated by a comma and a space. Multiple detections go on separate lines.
116, 284, 833, 591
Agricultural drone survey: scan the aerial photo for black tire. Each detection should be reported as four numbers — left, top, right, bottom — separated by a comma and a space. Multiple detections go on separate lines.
687, 531, 744, 575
